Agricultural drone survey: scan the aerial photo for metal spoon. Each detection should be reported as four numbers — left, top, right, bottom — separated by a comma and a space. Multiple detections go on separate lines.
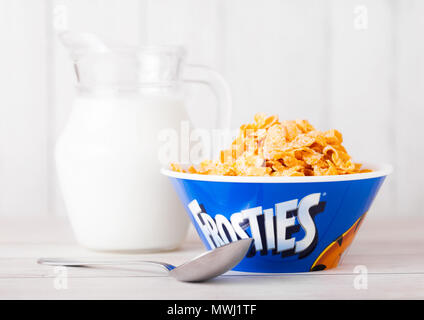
37, 239, 252, 282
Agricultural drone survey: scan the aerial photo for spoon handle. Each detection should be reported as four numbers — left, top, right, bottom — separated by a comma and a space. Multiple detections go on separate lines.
37, 258, 175, 272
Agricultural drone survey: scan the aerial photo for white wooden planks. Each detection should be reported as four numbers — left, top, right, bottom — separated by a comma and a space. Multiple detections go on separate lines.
0, 0, 49, 216
328, 0, 395, 217
223, 0, 330, 129
145, 0, 226, 129
1, 217, 424, 299
394, 0, 424, 217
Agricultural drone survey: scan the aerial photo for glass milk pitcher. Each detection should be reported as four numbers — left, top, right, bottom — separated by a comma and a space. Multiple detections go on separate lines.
56, 38, 231, 252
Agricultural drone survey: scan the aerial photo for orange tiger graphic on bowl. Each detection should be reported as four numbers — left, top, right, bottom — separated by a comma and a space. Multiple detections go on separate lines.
310, 213, 367, 271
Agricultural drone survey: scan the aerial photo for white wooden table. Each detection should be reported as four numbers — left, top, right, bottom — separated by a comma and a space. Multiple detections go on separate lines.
1, 216, 423, 299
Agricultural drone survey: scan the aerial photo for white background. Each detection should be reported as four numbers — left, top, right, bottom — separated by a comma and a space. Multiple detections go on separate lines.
0, 0, 422, 218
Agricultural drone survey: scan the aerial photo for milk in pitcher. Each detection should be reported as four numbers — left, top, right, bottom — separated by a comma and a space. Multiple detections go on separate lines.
56, 90, 190, 251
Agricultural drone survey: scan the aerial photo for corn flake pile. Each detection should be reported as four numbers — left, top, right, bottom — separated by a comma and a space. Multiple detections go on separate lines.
171, 113, 371, 177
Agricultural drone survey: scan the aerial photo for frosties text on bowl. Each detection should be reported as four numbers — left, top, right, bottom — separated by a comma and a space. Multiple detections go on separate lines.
188, 193, 326, 259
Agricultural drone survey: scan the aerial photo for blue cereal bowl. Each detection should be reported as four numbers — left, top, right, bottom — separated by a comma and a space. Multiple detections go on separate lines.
162, 163, 392, 273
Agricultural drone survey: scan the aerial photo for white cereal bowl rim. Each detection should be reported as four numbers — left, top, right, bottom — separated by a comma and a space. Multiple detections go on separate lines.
161, 162, 393, 183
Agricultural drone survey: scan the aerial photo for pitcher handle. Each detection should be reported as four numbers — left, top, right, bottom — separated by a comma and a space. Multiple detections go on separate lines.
183, 64, 232, 130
